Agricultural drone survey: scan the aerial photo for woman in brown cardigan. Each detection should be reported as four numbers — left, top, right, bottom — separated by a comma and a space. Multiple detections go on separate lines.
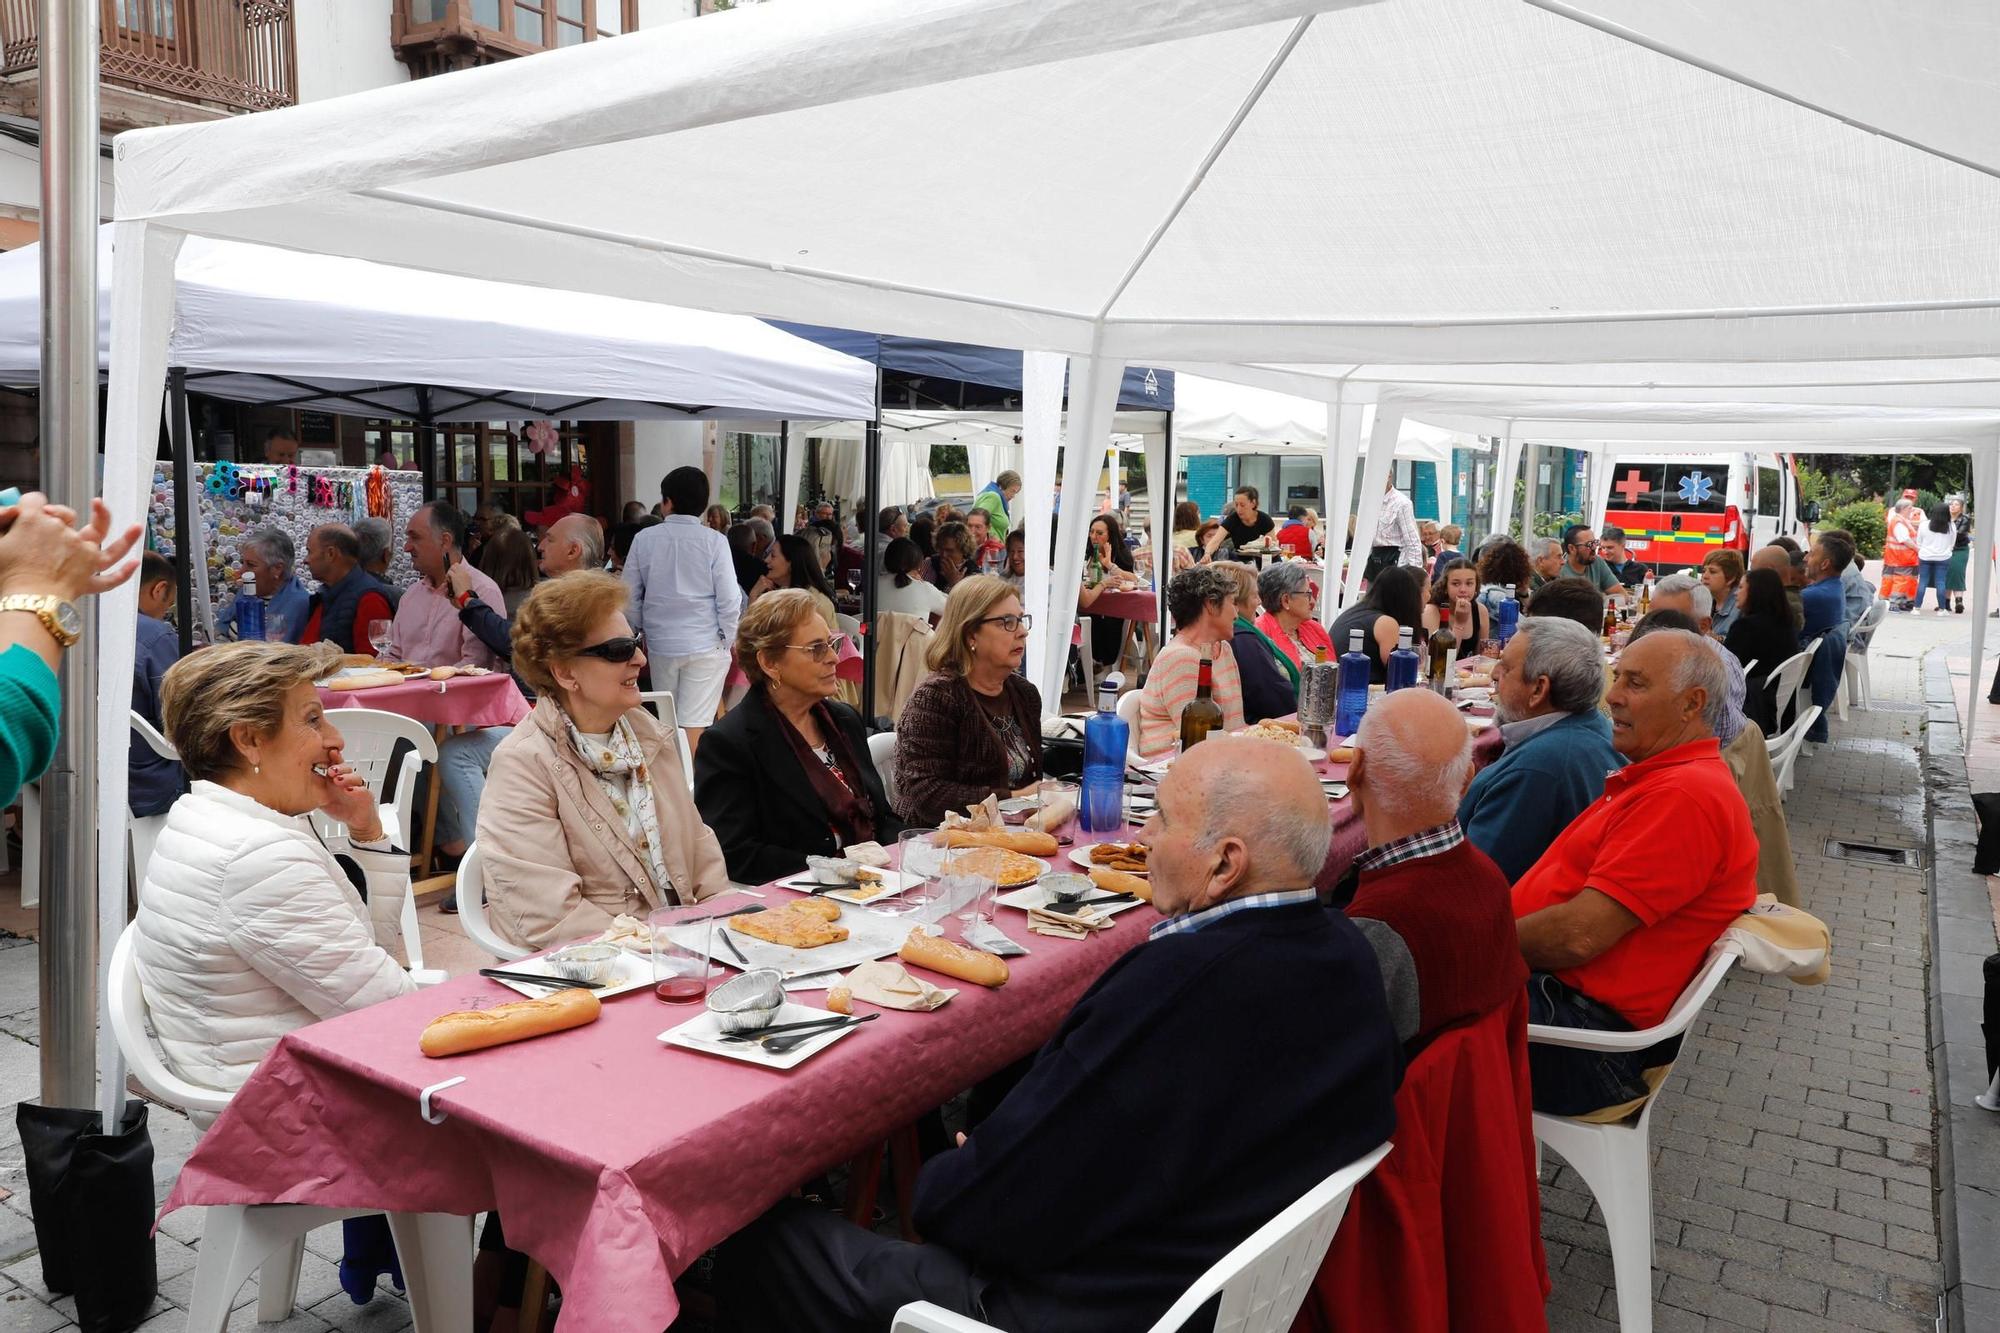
892, 574, 1044, 826
477, 571, 729, 951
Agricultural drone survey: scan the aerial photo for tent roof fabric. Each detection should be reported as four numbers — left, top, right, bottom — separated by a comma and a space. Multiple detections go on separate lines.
772, 323, 1175, 411
0, 226, 878, 420
109, 0, 2000, 368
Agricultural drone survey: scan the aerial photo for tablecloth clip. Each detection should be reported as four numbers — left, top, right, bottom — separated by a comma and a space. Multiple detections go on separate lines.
419, 1076, 466, 1125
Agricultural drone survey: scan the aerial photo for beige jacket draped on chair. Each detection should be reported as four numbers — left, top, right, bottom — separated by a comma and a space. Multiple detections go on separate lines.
478, 697, 730, 951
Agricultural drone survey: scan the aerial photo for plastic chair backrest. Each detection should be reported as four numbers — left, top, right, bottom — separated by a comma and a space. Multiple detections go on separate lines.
638, 690, 694, 788
1115, 688, 1144, 762
868, 731, 899, 812
1143, 1142, 1392, 1333
1527, 946, 1738, 1054
454, 841, 530, 962
322, 708, 438, 844
106, 925, 234, 1118
1849, 599, 1887, 652
1762, 646, 1814, 710
1766, 705, 1822, 789
130, 710, 178, 761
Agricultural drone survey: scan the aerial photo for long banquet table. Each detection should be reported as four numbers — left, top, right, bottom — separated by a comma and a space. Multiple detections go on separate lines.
162, 861, 1155, 1330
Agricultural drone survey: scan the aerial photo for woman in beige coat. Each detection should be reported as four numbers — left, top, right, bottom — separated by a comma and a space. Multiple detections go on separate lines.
478, 571, 729, 951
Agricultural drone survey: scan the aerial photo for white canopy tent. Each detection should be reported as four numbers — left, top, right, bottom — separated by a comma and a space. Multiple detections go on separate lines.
0, 225, 877, 422
84, 0, 2000, 1118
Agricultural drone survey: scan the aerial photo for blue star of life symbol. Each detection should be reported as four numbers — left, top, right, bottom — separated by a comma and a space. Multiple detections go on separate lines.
1677, 471, 1715, 505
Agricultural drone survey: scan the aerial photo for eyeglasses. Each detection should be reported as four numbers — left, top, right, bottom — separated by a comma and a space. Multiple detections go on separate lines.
782, 634, 850, 662
575, 633, 645, 664
974, 613, 1034, 633
1570, 540, 1599, 552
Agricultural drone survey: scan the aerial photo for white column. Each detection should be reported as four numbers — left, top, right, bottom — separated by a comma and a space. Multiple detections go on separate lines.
778, 425, 806, 533
1144, 425, 1171, 634
1587, 446, 1613, 534
1490, 425, 1521, 541
1966, 435, 2000, 742
97, 220, 183, 1124
1340, 404, 1404, 612
1522, 440, 1544, 534
1040, 354, 1127, 704
1019, 352, 1064, 703
1320, 389, 1362, 619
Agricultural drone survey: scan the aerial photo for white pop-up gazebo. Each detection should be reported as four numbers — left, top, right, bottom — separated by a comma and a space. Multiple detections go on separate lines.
86, 0, 2000, 1121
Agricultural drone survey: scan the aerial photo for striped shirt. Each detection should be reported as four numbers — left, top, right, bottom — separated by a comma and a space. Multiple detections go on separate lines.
1137, 640, 1246, 759
1150, 888, 1322, 942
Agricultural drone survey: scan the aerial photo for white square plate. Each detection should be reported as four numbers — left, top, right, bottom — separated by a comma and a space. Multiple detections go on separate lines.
996, 883, 1148, 918
488, 949, 655, 1000
666, 903, 909, 977
770, 869, 922, 907
658, 1001, 859, 1069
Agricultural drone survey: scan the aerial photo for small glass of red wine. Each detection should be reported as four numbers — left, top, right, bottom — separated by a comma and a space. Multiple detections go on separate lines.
650, 906, 720, 1003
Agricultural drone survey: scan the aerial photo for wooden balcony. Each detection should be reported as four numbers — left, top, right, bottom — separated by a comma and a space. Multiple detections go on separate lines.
0, 0, 297, 129
392, 0, 633, 80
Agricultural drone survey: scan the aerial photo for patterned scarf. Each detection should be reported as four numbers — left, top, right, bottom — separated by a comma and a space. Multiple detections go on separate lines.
768, 690, 878, 847
564, 713, 671, 895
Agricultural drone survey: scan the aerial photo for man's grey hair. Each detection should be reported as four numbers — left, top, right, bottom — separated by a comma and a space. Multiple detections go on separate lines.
744, 517, 775, 550
1514, 616, 1605, 715
568, 518, 606, 569
1257, 560, 1312, 609
1528, 536, 1562, 561
1658, 628, 1728, 730
1192, 755, 1334, 882
353, 517, 393, 566
1653, 570, 1713, 621
1352, 706, 1473, 825
242, 526, 294, 577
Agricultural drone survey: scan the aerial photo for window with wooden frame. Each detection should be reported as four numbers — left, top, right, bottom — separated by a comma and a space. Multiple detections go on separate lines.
358, 419, 610, 525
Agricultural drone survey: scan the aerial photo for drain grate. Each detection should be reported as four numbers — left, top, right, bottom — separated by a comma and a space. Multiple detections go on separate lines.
1825, 839, 1924, 870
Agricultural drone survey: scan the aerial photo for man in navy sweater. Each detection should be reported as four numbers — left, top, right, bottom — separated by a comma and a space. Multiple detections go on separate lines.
1798, 532, 1853, 744
716, 737, 1401, 1333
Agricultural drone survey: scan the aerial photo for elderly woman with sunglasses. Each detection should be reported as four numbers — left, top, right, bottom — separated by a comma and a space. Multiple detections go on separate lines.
478, 571, 728, 951
893, 574, 1044, 826
694, 590, 903, 883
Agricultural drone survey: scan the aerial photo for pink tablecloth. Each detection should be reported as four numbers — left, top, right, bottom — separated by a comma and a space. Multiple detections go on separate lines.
1082, 588, 1159, 623
316, 672, 530, 729
161, 884, 1153, 1332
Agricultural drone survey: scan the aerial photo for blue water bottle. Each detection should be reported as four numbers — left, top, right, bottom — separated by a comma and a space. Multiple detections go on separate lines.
233, 573, 265, 643
1335, 629, 1371, 737
1386, 626, 1420, 692
1495, 583, 1520, 648
1080, 676, 1128, 832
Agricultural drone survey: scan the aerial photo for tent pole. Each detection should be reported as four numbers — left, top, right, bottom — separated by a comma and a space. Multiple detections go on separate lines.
417, 385, 439, 500
1158, 410, 1174, 647
777, 421, 790, 533
1965, 437, 1999, 743
1341, 406, 1404, 612
170, 368, 196, 658
1320, 385, 1359, 619
861, 370, 882, 718
36, 0, 99, 1112
1491, 424, 1520, 542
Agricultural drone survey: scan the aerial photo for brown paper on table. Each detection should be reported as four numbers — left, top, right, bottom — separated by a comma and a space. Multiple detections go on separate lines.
838, 959, 956, 1010
1026, 904, 1114, 940
942, 796, 1003, 833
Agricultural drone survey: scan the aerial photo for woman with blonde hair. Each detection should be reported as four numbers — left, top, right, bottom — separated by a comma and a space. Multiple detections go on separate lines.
892, 574, 1044, 825
478, 571, 728, 951
132, 640, 415, 1099
694, 590, 901, 882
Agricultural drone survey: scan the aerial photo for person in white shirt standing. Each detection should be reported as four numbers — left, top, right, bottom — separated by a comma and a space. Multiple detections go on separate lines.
1363, 476, 1425, 584
623, 465, 739, 753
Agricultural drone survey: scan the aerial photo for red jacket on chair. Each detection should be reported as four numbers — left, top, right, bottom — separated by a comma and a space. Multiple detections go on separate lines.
1293, 989, 1549, 1333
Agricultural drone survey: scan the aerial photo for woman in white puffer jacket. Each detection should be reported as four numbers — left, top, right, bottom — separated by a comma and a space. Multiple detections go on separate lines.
133, 640, 415, 1099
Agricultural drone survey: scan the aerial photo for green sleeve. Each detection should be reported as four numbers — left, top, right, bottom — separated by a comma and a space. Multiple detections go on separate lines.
0, 645, 60, 808
974, 490, 1009, 539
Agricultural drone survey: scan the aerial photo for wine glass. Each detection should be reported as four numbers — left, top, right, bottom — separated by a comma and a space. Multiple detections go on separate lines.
366, 618, 393, 659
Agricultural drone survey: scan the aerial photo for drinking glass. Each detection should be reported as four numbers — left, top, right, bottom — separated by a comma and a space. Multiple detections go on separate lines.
367, 618, 394, 658
896, 828, 949, 894
262, 611, 289, 643
1035, 778, 1079, 837
939, 847, 999, 930
649, 905, 721, 1004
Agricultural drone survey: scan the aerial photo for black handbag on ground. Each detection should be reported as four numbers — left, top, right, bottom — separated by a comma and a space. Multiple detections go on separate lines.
1973, 792, 2000, 875
17, 1099, 158, 1333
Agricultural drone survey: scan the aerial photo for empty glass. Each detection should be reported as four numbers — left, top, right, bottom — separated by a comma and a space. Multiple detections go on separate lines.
649, 905, 721, 1004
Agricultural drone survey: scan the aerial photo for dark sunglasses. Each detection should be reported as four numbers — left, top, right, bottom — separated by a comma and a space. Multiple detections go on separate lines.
575, 633, 645, 664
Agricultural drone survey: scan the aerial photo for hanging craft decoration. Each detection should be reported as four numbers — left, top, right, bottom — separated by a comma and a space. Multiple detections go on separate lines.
366, 466, 392, 518
526, 463, 592, 529
524, 420, 558, 456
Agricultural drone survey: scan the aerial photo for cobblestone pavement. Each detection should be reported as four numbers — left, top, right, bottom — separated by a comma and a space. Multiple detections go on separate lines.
1544, 610, 1964, 1332
0, 608, 1978, 1332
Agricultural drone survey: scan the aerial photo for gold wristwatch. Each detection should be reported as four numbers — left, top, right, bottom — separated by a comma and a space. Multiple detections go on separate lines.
0, 595, 83, 648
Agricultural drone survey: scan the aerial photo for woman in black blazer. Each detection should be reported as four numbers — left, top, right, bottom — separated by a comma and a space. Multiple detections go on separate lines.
694, 590, 902, 885
1724, 567, 1802, 736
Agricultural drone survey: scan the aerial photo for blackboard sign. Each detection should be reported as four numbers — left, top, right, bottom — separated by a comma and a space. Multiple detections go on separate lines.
298, 411, 337, 444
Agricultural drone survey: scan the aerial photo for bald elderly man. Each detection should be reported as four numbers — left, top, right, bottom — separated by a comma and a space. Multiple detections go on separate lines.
1512, 629, 1757, 1116
717, 737, 1400, 1333
443, 512, 603, 664
1342, 689, 1525, 1052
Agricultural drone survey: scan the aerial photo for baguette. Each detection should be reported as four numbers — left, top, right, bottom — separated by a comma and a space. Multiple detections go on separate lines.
326, 669, 405, 692
1089, 866, 1153, 902
941, 827, 1059, 857
899, 928, 1009, 988
419, 988, 600, 1057
428, 665, 460, 681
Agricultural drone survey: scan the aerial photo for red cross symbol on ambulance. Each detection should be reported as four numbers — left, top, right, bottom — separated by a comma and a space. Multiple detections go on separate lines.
1613, 469, 1649, 506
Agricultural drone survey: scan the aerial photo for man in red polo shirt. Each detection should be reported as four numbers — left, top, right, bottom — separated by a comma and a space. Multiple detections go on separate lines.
1512, 628, 1757, 1115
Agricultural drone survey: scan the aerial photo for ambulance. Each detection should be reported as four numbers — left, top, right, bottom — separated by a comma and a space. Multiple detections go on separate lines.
1599, 452, 1805, 572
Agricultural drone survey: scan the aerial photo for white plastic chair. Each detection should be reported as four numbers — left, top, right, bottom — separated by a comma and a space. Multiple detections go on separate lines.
868, 731, 899, 812
322, 709, 439, 971
453, 841, 529, 962
1529, 947, 1739, 1333
891, 1143, 1391, 1333
1115, 687, 1144, 764
1760, 644, 1816, 736
1766, 704, 1823, 795
127, 711, 180, 893
638, 689, 695, 789
1841, 599, 1887, 716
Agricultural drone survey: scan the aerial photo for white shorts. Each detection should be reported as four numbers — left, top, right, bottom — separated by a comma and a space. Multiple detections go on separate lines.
649, 646, 732, 726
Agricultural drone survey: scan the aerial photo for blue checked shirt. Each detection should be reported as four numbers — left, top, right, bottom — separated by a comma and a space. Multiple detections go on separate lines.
1149, 887, 1323, 941
1352, 820, 1464, 875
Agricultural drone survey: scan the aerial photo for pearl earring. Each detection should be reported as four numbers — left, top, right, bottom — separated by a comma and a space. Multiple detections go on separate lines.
252, 764, 260, 775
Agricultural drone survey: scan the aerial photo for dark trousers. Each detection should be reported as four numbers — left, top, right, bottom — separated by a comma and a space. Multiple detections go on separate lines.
714, 1198, 992, 1333
1525, 973, 1681, 1117
1803, 630, 1847, 743
1361, 545, 1401, 585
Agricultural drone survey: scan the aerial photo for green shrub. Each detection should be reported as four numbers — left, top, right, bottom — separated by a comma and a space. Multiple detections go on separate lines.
1824, 500, 1886, 559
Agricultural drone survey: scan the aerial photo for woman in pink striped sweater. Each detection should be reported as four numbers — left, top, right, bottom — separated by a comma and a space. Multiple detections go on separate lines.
1137, 566, 1247, 758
